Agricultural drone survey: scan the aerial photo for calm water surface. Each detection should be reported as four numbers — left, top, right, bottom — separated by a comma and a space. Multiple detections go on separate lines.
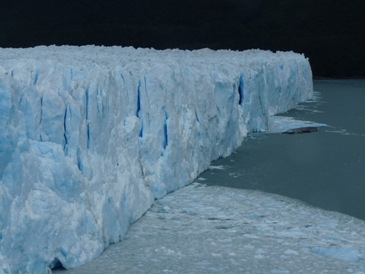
198, 80, 365, 220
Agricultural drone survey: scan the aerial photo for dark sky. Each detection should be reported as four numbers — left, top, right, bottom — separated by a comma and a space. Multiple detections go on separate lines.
1, 0, 364, 78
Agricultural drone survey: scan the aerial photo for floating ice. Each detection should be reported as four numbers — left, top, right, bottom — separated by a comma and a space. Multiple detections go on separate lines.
208, 165, 225, 170
54, 183, 365, 274
311, 247, 364, 262
0, 46, 313, 273
267, 116, 326, 133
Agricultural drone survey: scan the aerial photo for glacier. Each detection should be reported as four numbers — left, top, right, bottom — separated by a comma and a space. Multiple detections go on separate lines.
0, 45, 312, 274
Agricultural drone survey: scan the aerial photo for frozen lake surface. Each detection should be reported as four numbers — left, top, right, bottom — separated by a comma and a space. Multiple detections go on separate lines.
54, 80, 365, 273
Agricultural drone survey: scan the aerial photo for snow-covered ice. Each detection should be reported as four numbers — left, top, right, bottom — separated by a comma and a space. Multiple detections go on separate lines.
54, 183, 365, 274
0, 46, 313, 273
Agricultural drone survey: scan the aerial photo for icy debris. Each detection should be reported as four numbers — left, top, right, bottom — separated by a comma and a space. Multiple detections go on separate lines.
55, 184, 365, 274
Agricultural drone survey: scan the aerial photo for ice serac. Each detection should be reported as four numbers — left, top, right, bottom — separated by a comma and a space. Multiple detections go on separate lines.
0, 46, 313, 273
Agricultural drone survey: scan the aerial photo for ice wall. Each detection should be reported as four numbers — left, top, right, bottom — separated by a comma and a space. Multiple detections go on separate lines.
0, 46, 312, 274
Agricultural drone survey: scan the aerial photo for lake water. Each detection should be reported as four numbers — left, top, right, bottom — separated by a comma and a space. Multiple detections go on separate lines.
54, 80, 365, 274
199, 80, 365, 221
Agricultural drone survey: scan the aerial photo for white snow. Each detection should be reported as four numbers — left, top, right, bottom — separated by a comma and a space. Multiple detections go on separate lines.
0, 45, 313, 273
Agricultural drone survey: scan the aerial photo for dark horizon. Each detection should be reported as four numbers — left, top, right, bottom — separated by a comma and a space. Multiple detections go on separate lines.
1, 0, 364, 78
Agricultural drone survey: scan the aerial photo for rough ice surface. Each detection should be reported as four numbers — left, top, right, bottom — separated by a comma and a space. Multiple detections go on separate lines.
0, 46, 313, 273
54, 183, 365, 274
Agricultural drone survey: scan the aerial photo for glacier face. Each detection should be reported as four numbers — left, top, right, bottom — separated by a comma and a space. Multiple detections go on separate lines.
0, 46, 312, 273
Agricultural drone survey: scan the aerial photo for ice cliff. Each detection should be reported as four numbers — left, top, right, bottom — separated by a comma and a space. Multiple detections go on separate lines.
0, 46, 312, 273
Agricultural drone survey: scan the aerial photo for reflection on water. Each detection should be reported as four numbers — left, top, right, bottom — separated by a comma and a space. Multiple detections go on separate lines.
198, 80, 365, 220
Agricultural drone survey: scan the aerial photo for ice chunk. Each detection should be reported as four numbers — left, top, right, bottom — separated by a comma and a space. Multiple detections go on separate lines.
268, 116, 326, 133
311, 247, 364, 262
